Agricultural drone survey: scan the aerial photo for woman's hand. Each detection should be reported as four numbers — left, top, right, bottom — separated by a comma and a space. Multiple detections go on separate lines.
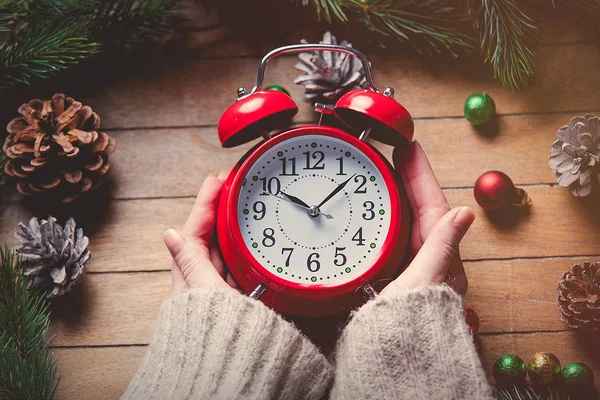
381, 142, 474, 297
163, 174, 240, 295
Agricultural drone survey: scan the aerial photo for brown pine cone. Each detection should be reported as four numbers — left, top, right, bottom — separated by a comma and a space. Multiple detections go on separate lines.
2, 93, 116, 202
557, 261, 600, 331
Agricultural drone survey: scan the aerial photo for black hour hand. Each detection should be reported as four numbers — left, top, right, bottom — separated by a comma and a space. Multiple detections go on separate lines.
280, 191, 310, 209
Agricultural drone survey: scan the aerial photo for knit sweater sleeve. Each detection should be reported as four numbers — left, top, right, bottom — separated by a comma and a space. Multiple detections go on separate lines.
121, 286, 332, 400
330, 285, 493, 400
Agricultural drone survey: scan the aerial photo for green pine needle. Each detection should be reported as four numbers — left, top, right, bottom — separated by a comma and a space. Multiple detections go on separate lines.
0, 246, 60, 399
494, 385, 570, 400
468, 0, 539, 90
301, 0, 475, 56
0, 20, 99, 89
0, 151, 7, 192
0, 0, 177, 90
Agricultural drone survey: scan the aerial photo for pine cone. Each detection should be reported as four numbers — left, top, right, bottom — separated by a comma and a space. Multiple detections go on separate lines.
557, 261, 600, 331
3, 93, 116, 203
549, 114, 600, 197
294, 32, 367, 104
15, 216, 90, 299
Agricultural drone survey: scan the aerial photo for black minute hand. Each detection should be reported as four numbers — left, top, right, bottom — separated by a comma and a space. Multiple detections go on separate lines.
317, 173, 356, 208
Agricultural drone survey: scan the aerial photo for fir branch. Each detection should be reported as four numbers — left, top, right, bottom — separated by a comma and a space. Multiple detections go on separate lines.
0, 151, 7, 192
302, 0, 475, 56
494, 385, 571, 400
90, 0, 177, 49
548, 0, 600, 14
0, 20, 99, 89
0, 246, 60, 399
0, 0, 177, 90
348, 0, 474, 56
468, 0, 539, 90
298, 0, 347, 23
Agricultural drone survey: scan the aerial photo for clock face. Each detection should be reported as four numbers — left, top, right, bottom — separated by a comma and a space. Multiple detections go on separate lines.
236, 134, 393, 286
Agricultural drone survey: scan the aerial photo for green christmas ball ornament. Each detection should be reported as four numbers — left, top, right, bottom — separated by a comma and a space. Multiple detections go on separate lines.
562, 362, 594, 388
493, 354, 527, 386
264, 84, 290, 96
527, 352, 561, 386
464, 92, 496, 125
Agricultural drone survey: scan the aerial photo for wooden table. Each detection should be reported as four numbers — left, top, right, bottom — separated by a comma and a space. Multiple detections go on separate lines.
1, 15, 599, 399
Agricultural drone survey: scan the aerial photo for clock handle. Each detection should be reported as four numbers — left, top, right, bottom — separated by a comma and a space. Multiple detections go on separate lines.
248, 283, 267, 300
244, 44, 378, 98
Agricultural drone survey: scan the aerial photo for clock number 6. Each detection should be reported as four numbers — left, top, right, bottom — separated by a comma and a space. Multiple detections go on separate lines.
262, 228, 276, 247
307, 253, 320, 272
334, 247, 347, 266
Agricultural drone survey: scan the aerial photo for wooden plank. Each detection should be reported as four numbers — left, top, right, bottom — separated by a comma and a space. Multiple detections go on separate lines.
464, 257, 592, 334
77, 44, 600, 129
0, 112, 594, 201
54, 346, 145, 400
51, 331, 599, 399
0, 198, 193, 273
1, 186, 598, 273
47, 255, 597, 346
447, 186, 600, 260
4, 111, 583, 202
48, 272, 170, 346
479, 332, 600, 393
107, 128, 253, 199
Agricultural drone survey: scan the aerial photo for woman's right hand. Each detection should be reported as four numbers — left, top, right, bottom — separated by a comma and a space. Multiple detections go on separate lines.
381, 142, 474, 297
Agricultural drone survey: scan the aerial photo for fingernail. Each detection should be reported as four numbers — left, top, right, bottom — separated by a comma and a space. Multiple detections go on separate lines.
453, 207, 476, 229
217, 171, 228, 181
163, 229, 184, 252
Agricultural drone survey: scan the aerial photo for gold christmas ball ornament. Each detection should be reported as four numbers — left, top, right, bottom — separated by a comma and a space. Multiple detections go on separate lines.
527, 352, 561, 386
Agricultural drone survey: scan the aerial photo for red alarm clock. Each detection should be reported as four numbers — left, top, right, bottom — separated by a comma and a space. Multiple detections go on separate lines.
216, 44, 413, 317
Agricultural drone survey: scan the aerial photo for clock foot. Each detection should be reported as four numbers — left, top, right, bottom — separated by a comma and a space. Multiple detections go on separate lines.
248, 283, 267, 300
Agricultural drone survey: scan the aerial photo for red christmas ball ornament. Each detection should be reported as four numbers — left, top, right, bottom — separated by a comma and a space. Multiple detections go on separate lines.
473, 171, 531, 211
464, 306, 480, 334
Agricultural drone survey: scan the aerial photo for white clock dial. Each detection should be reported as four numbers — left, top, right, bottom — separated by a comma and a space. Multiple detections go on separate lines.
237, 134, 392, 285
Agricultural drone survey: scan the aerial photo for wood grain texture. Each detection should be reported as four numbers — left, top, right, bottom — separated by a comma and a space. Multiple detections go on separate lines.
76, 44, 600, 130
46, 255, 597, 347
0, 198, 193, 273
464, 257, 593, 334
1, 185, 598, 274
0, 111, 586, 202
51, 331, 600, 399
48, 272, 170, 346
53, 346, 145, 400
447, 186, 600, 260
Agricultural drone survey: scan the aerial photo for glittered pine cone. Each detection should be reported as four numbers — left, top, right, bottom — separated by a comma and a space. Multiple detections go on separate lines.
557, 261, 600, 331
2, 93, 116, 203
549, 115, 600, 197
294, 31, 368, 104
15, 216, 90, 299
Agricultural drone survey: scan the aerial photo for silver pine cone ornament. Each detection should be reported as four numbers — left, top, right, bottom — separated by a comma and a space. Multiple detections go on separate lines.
15, 216, 90, 299
549, 114, 600, 197
294, 32, 367, 103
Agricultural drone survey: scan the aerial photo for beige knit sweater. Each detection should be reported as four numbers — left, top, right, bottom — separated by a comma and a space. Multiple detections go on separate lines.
122, 285, 493, 399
